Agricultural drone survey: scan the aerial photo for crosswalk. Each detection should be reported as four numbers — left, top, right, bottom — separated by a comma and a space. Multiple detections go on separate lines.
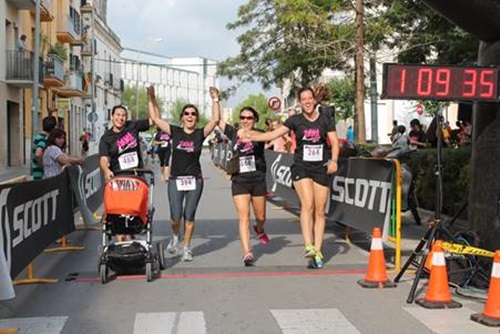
0, 307, 497, 333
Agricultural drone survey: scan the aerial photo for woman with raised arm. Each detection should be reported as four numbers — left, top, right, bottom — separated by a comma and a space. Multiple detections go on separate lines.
219, 106, 269, 266
240, 87, 339, 269
148, 85, 220, 261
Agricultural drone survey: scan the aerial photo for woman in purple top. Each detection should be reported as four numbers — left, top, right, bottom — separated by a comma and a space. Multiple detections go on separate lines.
43, 128, 84, 179
148, 85, 220, 262
241, 87, 340, 269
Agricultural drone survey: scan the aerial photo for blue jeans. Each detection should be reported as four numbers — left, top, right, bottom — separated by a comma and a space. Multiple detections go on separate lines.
167, 178, 204, 222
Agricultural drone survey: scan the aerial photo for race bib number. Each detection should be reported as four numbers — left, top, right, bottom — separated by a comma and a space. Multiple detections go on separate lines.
176, 176, 196, 191
303, 145, 323, 161
239, 155, 256, 173
118, 151, 139, 170
160, 141, 169, 148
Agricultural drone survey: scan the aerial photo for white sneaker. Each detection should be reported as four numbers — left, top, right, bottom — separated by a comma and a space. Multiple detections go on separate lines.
182, 247, 193, 262
167, 235, 179, 254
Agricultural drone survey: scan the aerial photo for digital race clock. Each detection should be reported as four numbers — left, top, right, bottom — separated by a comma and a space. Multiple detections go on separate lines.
382, 63, 499, 101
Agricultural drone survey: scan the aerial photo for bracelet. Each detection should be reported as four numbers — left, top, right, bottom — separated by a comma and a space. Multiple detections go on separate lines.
329, 159, 338, 163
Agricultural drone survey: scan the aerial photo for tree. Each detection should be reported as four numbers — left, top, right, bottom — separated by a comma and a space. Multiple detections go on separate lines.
376, 0, 478, 64
121, 85, 164, 120
233, 93, 275, 130
218, 0, 351, 97
325, 76, 356, 121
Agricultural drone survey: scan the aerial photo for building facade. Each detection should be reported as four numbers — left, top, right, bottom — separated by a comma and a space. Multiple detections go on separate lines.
121, 50, 218, 120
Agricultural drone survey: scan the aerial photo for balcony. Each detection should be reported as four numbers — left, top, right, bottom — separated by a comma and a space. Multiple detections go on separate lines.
5, 50, 43, 88
56, 10, 82, 45
39, 0, 55, 22
52, 71, 86, 97
43, 55, 64, 87
6, 0, 35, 10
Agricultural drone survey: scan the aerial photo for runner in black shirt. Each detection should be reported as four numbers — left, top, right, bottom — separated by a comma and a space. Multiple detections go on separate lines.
220, 106, 269, 266
242, 87, 340, 269
99, 105, 153, 180
152, 128, 171, 181
98, 104, 154, 242
147, 85, 220, 262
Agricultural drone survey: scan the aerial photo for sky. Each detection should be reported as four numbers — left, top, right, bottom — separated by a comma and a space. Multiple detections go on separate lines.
106, 0, 278, 108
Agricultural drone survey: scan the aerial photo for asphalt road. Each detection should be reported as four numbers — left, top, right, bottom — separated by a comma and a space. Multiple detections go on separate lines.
0, 151, 495, 334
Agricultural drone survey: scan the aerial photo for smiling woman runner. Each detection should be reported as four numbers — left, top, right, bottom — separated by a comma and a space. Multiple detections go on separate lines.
99, 104, 155, 242
240, 87, 339, 269
219, 106, 269, 266
147, 85, 220, 262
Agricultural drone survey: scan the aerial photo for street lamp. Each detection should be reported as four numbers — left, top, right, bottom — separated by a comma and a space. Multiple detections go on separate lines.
134, 37, 163, 119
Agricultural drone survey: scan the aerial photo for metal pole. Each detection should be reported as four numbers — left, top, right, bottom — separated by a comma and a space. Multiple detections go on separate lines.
135, 61, 139, 120
32, 0, 41, 143
90, 6, 96, 140
369, 55, 378, 143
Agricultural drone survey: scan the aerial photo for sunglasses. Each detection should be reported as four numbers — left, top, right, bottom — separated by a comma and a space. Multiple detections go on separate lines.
240, 115, 254, 121
183, 111, 198, 117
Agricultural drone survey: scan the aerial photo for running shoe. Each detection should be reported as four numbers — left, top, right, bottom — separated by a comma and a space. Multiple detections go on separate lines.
309, 252, 325, 269
304, 244, 316, 258
243, 252, 254, 266
253, 225, 270, 245
182, 246, 193, 262
167, 234, 179, 254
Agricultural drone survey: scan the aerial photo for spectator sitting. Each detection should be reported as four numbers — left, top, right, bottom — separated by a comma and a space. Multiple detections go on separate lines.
408, 118, 428, 149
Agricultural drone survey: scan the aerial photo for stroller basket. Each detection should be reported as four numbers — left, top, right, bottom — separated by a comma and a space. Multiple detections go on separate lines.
103, 176, 150, 233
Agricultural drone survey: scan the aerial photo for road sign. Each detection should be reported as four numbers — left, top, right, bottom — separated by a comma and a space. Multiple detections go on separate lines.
416, 103, 424, 115
87, 111, 98, 123
268, 96, 282, 111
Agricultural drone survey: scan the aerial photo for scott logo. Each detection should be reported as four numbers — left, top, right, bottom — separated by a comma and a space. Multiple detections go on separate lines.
331, 176, 392, 214
270, 154, 292, 191
78, 167, 101, 200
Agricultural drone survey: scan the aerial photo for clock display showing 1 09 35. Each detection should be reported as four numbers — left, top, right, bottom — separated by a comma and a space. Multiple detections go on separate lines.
382, 63, 499, 101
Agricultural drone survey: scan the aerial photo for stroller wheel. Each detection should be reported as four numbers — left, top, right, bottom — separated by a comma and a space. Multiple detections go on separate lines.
99, 264, 108, 284
145, 262, 153, 282
157, 242, 166, 270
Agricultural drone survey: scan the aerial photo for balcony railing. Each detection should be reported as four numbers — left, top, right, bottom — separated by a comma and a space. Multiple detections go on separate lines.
40, 0, 54, 21
5, 50, 43, 86
43, 55, 65, 86
53, 71, 85, 97
57, 9, 82, 44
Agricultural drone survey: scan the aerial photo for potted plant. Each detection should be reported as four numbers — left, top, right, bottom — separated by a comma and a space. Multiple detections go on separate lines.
48, 43, 67, 61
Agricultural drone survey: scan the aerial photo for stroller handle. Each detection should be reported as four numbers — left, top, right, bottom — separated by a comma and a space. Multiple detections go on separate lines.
112, 169, 155, 186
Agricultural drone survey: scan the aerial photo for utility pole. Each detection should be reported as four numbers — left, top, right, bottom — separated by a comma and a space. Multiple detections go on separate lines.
355, 0, 366, 143
32, 0, 41, 143
370, 55, 378, 143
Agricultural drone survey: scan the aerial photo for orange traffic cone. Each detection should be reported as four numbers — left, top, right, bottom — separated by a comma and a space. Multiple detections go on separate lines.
358, 228, 396, 288
416, 242, 462, 309
471, 250, 500, 327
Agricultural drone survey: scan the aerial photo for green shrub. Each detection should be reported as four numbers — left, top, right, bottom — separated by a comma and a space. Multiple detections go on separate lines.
405, 148, 471, 215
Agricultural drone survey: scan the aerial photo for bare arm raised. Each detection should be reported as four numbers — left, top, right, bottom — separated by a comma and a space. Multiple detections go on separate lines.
203, 86, 221, 137
147, 86, 170, 134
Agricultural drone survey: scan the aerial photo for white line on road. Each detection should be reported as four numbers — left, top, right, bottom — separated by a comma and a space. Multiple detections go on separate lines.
403, 306, 498, 334
271, 308, 361, 334
134, 312, 206, 334
0, 316, 68, 334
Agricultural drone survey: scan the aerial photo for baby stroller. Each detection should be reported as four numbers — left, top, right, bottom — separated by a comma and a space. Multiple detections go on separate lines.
98, 169, 165, 283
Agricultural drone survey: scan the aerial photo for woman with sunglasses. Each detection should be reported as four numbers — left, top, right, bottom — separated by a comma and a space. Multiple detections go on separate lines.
219, 107, 269, 266
147, 85, 220, 262
240, 87, 339, 269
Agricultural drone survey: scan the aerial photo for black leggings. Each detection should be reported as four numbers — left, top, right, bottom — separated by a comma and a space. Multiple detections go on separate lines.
157, 148, 171, 167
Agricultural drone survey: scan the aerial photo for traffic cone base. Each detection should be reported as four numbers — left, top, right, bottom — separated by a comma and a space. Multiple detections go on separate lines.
470, 313, 500, 327
358, 228, 396, 289
357, 278, 396, 289
471, 250, 500, 327
415, 298, 462, 309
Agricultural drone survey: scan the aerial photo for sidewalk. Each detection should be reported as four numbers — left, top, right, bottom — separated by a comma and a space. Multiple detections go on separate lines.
0, 166, 30, 184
